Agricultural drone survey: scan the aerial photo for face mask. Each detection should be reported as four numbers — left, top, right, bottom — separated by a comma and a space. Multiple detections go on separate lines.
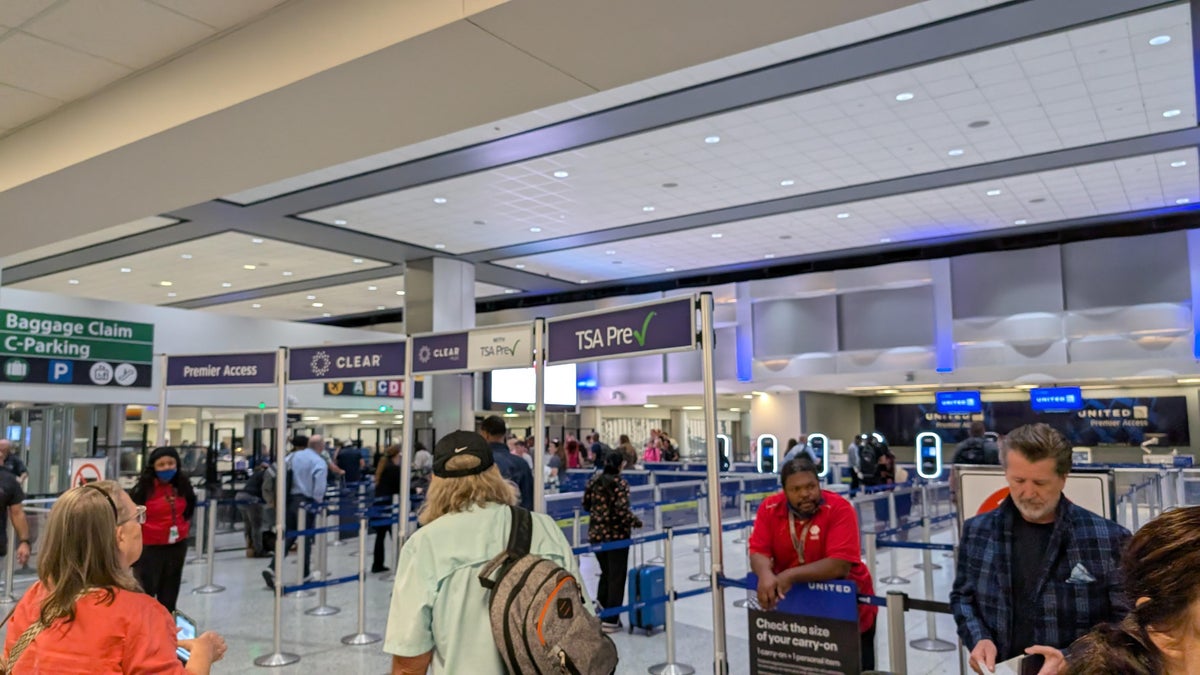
156, 469, 177, 482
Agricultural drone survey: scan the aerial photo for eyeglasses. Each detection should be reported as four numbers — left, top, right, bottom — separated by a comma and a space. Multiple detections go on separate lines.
118, 505, 147, 526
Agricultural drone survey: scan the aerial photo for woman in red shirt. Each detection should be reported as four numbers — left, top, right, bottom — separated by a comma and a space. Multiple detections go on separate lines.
129, 447, 197, 613
2, 481, 225, 673
565, 439, 583, 469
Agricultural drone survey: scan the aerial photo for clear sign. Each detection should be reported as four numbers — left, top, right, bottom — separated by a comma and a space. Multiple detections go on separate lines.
546, 297, 696, 364
412, 332, 469, 374
288, 342, 406, 382
166, 353, 277, 387
746, 577, 861, 674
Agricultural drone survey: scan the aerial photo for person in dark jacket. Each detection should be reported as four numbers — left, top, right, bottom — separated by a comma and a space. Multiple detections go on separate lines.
373, 444, 401, 573
129, 446, 198, 612
582, 452, 643, 632
480, 416, 533, 510
236, 461, 269, 557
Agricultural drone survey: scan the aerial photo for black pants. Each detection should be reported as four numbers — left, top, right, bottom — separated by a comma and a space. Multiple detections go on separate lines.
372, 525, 391, 571
594, 547, 630, 625
269, 496, 312, 578
134, 540, 188, 613
861, 623, 876, 672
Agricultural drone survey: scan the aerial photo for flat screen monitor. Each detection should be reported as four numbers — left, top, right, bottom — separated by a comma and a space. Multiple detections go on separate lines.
485, 363, 578, 412
935, 391, 982, 415
1029, 386, 1084, 412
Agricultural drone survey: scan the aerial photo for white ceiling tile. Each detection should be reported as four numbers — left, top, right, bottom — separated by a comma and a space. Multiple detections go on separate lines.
147, 0, 288, 29
0, 0, 55, 26
0, 31, 130, 100
24, 0, 213, 69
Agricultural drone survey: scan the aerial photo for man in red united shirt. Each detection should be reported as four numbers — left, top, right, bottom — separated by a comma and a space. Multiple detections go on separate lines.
750, 456, 879, 670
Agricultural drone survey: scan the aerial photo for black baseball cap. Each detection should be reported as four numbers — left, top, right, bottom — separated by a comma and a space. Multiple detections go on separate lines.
433, 430, 495, 478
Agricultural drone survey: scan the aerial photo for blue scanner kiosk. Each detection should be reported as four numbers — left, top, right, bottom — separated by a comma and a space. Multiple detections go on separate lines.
717, 434, 731, 471
807, 433, 830, 479
756, 434, 778, 473
916, 431, 942, 479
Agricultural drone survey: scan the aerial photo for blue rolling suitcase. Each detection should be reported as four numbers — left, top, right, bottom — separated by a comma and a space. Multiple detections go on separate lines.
627, 563, 665, 635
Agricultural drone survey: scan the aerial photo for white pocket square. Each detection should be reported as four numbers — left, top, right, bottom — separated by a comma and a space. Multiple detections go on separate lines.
1067, 563, 1096, 584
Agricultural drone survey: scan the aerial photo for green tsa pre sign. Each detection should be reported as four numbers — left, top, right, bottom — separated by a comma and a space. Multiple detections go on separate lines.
0, 310, 154, 388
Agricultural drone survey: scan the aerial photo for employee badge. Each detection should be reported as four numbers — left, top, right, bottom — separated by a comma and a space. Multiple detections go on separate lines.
168, 525, 180, 544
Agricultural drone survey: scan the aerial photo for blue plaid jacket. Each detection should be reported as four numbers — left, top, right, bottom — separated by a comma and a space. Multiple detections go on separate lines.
950, 496, 1130, 658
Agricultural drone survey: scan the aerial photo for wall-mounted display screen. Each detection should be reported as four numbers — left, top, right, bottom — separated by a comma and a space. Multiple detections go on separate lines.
1029, 387, 1084, 412
935, 391, 982, 414
485, 363, 578, 410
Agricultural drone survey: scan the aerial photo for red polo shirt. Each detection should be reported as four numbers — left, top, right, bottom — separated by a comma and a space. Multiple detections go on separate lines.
141, 481, 190, 546
749, 490, 878, 632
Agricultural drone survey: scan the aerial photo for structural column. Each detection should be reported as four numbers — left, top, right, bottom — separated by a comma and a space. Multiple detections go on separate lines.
404, 258, 475, 434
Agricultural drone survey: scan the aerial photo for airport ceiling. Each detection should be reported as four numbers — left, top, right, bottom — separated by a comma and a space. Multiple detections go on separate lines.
2, 0, 1197, 324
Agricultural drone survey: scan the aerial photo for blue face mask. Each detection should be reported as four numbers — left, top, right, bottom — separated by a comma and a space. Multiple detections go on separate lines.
156, 469, 177, 482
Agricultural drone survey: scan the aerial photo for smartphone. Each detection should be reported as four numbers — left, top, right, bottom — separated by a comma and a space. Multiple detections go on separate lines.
991, 653, 1046, 675
173, 610, 198, 663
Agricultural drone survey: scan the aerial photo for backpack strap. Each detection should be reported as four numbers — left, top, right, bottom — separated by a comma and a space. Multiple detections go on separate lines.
478, 506, 534, 591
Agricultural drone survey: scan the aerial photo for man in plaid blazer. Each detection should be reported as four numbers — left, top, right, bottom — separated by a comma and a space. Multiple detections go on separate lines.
951, 424, 1130, 674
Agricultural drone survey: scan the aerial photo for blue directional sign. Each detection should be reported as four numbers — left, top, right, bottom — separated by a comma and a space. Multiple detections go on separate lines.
935, 390, 981, 414
1030, 386, 1084, 412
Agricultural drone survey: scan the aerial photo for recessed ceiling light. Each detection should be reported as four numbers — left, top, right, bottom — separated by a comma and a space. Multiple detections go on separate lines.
780, 179, 795, 186
166, 292, 177, 298
360, 419, 376, 424
434, 244, 446, 250
836, 213, 850, 219
665, 267, 676, 272
322, 312, 331, 317
120, 267, 132, 273
711, 233, 723, 239
986, 189, 1002, 196
67, 279, 79, 285
579, 279, 589, 284
1176, 198, 1191, 204
333, 219, 347, 225
504, 289, 517, 294
367, 285, 378, 291
643, 404, 659, 409
729, 408, 740, 413
642, 206, 656, 212
306, 295, 316, 300
340, 413, 358, 419
243, 264, 257, 270
878, 389, 901, 395
895, 92, 914, 101
395, 291, 405, 296
352, 258, 364, 264
515, 264, 526, 269
221, 282, 232, 288
743, 394, 754, 399
947, 149, 965, 157
376, 305, 385, 310
312, 302, 324, 308
251, 303, 262, 309
159, 281, 173, 287
1014, 219, 1028, 225
763, 254, 776, 259
1149, 35, 1172, 46
180, 254, 192, 260
281, 271, 293, 277
529, 227, 542, 233
704, 135, 721, 144
1171, 160, 1188, 168
879, 238, 892, 243
1163, 109, 1182, 118
251, 238, 263, 244
605, 250, 616, 255
552, 170, 569, 178
433, 197, 448, 204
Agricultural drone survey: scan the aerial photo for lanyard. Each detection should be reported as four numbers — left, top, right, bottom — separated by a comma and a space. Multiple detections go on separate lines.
164, 485, 178, 527
787, 509, 814, 566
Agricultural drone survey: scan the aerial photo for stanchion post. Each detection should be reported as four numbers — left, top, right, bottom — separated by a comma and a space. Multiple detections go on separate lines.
187, 495, 204, 565
193, 498, 225, 594
287, 507, 315, 599
1131, 486, 1141, 531
913, 497, 941, 571
909, 516, 954, 652
342, 513, 382, 645
880, 492, 910, 585
650, 485, 664, 564
255, 346, 299, 668
384, 494, 400, 582
886, 591, 908, 675
733, 497, 750, 544
648, 528, 695, 675
572, 508, 582, 548
732, 521, 753, 609
865, 530, 877, 580
305, 508, 339, 616
0, 522, 15, 604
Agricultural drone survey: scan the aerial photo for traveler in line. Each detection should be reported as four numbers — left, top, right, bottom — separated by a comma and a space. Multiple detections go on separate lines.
335, 440, 366, 483
951, 423, 1130, 675
3, 481, 226, 673
373, 444, 401, 574
0, 449, 30, 569
953, 421, 1000, 465
236, 460, 270, 558
411, 442, 433, 483
384, 431, 587, 674
588, 433, 612, 468
0, 439, 29, 485
782, 434, 815, 464
511, 438, 534, 469
263, 435, 327, 589
617, 434, 639, 469
750, 456, 880, 670
130, 446, 197, 613
583, 452, 643, 632
566, 439, 584, 469
480, 416, 533, 510
1067, 505, 1200, 674
546, 439, 567, 479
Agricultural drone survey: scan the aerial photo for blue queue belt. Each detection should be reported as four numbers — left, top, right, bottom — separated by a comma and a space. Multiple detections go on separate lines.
282, 574, 361, 595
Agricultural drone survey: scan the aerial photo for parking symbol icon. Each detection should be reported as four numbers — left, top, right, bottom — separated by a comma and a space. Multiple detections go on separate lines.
49, 360, 74, 384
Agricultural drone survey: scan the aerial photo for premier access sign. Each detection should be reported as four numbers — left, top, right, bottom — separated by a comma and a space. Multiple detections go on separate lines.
288, 341, 406, 382
547, 297, 696, 364
166, 352, 277, 387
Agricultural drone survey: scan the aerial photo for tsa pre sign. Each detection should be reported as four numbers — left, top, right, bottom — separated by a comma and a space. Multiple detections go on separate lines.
167, 353, 277, 387
547, 297, 696, 364
288, 342, 406, 382
467, 325, 532, 370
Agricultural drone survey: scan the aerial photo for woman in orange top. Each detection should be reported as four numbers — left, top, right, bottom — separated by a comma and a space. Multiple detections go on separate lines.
2, 481, 226, 674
